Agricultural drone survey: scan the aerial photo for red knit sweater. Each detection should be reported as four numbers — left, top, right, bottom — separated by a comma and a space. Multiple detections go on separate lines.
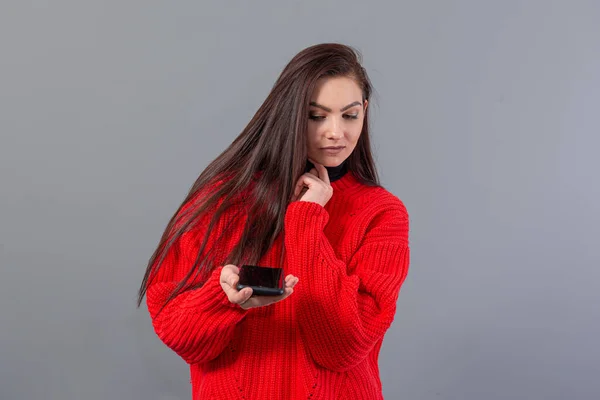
146, 172, 410, 399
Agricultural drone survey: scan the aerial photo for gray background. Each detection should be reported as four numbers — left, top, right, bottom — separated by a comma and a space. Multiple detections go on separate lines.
1, 1, 599, 399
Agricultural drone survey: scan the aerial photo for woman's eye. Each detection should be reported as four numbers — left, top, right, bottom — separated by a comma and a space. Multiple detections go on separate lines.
309, 114, 359, 121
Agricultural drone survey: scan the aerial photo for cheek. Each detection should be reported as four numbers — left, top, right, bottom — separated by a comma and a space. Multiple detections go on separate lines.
346, 122, 363, 145
306, 125, 321, 146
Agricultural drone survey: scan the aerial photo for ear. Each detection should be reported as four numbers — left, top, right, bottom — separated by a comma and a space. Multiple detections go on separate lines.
363, 99, 369, 114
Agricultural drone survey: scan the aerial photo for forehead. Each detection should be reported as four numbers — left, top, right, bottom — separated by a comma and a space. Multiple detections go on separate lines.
310, 76, 363, 105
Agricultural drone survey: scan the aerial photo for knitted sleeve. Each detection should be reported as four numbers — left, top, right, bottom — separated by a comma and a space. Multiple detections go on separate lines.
145, 203, 248, 365
284, 198, 410, 372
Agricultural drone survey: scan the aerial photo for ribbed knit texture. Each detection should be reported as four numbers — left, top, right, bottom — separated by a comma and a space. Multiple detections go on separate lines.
146, 172, 410, 400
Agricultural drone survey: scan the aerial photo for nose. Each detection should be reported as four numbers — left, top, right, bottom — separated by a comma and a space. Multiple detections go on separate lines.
325, 117, 342, 140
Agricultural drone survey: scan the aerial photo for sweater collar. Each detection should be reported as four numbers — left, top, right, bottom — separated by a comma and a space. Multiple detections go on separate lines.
305, 159, 348, 183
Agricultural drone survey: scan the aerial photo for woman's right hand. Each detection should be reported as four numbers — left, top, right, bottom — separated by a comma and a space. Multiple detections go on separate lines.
219, 264, 298, 310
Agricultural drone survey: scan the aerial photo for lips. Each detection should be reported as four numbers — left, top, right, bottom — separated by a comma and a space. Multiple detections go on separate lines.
321, 146, 345, 150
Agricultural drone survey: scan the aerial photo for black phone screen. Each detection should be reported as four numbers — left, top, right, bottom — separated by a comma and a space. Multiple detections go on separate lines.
236, 265, 284, 296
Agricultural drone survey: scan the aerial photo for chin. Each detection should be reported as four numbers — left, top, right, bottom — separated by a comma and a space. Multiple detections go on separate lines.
312, 154, 349, 168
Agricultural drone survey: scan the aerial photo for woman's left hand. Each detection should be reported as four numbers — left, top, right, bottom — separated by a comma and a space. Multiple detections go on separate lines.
293, 159, 333, 207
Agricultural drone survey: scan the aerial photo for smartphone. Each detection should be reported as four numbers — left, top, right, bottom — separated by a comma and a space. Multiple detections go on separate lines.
236, 265, 285, 296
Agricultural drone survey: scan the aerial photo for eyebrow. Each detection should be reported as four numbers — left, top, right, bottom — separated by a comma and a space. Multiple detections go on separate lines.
309, 101, 363, 112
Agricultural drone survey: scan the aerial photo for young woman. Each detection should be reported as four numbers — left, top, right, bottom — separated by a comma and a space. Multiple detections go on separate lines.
138, 43, 410, 400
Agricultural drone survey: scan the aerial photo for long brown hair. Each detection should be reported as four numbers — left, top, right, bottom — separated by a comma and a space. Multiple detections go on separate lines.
137, 42, 380, 308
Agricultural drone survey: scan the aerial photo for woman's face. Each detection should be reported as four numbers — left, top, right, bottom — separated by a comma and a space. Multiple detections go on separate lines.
306, 76, 368, 167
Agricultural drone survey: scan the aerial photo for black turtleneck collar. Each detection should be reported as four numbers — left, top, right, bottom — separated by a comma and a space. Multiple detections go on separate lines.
305, 159, 349, 183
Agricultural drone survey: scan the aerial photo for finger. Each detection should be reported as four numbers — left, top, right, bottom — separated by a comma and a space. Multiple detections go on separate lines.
285, 275, 298, 288
294, 180, 304, 197
222, 264, 239, 276
231, 287, 253, 305
220, 265, 239, 287
224, 264, 239, 272
312, 162, 330, 185
222, 282, 248, 303
292, 184, 308, 202
300, 173, 320, 185
294, 178, 307, 195
294, 175, 316, 196
228, 273, 239, 288
308, 168, 318, 177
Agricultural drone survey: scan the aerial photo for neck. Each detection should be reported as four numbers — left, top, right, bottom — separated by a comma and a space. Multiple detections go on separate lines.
305, 159, 348, 183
